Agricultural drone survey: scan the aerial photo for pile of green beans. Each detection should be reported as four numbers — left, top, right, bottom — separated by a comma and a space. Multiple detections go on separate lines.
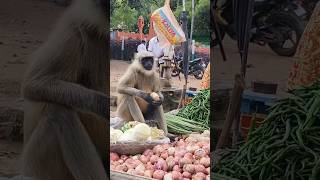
165, 113, 207, 134
213, 80, 320, 180
177, 89, 211, 129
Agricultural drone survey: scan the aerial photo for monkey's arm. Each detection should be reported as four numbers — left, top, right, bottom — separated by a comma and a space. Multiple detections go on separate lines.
154, 106, 168, 135
23, 79, 108, 118
117, 70, 154, 104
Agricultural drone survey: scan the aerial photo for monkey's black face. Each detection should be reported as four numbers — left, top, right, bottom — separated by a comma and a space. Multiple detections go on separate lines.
141, 57, 154, 71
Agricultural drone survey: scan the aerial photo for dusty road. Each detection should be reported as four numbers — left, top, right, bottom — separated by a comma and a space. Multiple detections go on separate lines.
0, 0, 296, 177
212, 36, 294, 94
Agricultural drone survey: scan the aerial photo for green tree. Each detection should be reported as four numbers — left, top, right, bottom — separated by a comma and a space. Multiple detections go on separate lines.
110, 0, 138, 31
194, 0, 210, 36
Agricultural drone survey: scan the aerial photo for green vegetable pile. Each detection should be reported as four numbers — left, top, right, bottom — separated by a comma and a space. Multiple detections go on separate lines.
213, 80, 320, 180
177, 89, 210, 129
165, 113, 207, 134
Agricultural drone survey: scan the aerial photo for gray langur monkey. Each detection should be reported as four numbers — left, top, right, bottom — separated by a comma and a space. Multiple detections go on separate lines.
116, 51, 168, 135
21, 0, 109, 180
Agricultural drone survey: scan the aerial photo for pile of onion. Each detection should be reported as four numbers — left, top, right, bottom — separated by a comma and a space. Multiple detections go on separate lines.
110, 132, 210, 180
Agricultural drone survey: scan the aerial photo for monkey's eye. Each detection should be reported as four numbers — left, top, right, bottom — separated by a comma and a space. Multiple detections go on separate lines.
141, 57, 154, 63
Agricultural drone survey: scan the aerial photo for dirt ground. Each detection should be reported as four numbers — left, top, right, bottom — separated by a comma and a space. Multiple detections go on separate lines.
212, 36, 294, 94
0, 0, 295, 177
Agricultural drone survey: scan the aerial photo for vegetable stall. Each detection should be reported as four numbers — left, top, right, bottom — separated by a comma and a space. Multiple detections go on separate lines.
212, 80, 320, 179
110, 89, 211, 180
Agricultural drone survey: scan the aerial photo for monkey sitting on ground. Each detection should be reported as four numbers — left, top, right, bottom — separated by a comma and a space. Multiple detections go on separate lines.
116, 51, 168, 135
21, 0, 109, 180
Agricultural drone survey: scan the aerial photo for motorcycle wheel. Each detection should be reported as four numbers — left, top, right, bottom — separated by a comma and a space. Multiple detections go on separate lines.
171, 69, 180, 77
211, 27, 226, 47
267, 12, 304, 57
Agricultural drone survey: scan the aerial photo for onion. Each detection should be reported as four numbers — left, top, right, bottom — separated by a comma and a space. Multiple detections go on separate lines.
196, 141, 207, 148
120, 155, 128, 161
174, 149, 187, 158
111, 161, 120, 166
187, 145, 200, 154
202, 130, 210, 137
194, 165, 206, 174
183, 164, 195, 174
133, 160, 143, 167
194, 148, 206, 159
132, 155, 139, 160
118, 159, 124, 164
136, 170, 145, 176
168, 147, 175, 156
173, 165, 182, 173
182, 171, 192, 178
179, 157, 193, 167
110, 153, 120, 161
173, 156, 180, 165
144, 170, 154, 178
153, 170, 165, 180
110, 165, 116, 171
155, 158, 168, 171
183, 178, 191, 180
203, 144, 210, 154
145, 162, 155, 171
192, 172, 206, 180
127, 169, 137, 175
161, 151, 169, 160
153, 145, 165, 155
163, 173, 173, 180
206, 175, 210, 180
139, 155, 149, 164
177, 140, 186, 147
200, 157, 210, 168
143, 149, 154, 156
199, 137, 210, 143
183, 152, 193, 159
115, 164, 128, 172
193, 160, 201, 165
205, 167, 210, 175
124, 163, 135, 170
185, 136, 198, 144
162, 143, 170, 149
135, 164, 146, 172
166, 156, 175, 170
150, 155, 159, 164
172, 171, 182, 180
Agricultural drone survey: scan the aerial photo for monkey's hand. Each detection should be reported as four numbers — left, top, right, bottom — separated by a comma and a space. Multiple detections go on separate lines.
137, 91, 154, 105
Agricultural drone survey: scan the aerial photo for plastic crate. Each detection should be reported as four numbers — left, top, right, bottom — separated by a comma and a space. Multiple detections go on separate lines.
241, 113, 266, 139
240, 90, 278, 114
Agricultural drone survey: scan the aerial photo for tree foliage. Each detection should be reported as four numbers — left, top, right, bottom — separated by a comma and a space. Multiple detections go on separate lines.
111, 0, 210, 38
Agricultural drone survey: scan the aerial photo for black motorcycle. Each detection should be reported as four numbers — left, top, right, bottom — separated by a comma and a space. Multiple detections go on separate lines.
212, 0, 305, 57
171, 53, 207, 80
300, 0, 319, 20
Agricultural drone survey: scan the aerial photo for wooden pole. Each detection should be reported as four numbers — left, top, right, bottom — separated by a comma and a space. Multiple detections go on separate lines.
216, 74, 245, 149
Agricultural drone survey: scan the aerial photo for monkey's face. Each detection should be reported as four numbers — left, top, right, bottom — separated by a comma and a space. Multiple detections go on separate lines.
140, 57, 154, 71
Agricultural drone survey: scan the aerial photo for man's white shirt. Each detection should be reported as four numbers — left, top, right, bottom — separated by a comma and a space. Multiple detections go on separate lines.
148, 37, 164, 63
137, 43, 147, 53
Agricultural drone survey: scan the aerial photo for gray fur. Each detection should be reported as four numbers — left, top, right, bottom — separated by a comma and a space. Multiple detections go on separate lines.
21, 0, 108, 179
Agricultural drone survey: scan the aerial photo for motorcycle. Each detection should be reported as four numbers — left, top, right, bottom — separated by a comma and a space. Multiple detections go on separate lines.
171, 53, 207, 80
299, 0, 319, 20
212, 0, 305, 57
